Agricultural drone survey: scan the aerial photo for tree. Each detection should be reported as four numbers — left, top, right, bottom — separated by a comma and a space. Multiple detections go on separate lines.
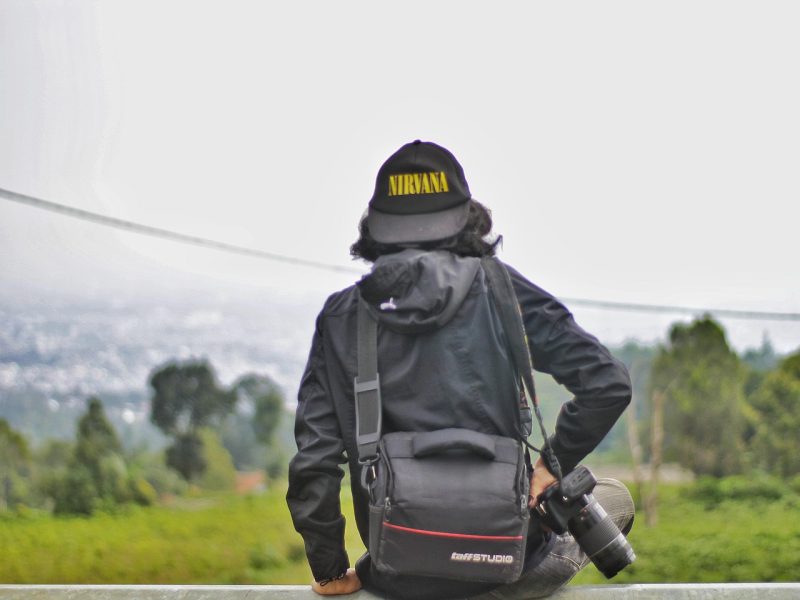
220, 374, 284, 471
150, 360, 237, 437
44, 397, 153, 515
197, 429, 237, 491
35, 439, 73, 470
742, 335, 779, 373
749, 350, 800, 477
220, 413, 262, 470
165, 434, 207, 482
53, 465, 98, 516
149, 360, 236, 482
75, 397, 123, 491
0, 418, 30, 510
235, 374, 284, 447
650, 316, 747, 477
44, 398, 129, 514
743, 335, 780, 398
224, 374, 285, 478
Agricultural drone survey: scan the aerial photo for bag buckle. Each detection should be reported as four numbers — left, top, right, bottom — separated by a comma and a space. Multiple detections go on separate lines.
358, 457, 378, 490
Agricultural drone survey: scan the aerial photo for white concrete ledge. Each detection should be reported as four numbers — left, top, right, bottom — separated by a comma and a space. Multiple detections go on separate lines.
1, 584, 799, 599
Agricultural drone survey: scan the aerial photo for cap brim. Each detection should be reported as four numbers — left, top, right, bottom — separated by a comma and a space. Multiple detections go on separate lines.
367, 202, 470, 244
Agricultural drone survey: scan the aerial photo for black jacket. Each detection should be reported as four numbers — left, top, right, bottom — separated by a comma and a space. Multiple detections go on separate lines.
286, 250, 631, 599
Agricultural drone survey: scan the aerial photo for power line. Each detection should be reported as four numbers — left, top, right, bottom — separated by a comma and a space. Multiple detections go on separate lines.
561, 298, 800, 322
1, 186, 363, 274
2, 186, 799, 322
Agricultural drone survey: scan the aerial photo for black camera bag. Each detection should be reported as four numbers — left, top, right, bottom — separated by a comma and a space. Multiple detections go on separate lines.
355, 257, 559, 583
367, 428, 529, 582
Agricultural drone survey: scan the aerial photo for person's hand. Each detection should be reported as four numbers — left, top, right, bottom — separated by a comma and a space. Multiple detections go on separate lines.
528, 455, 558, 509
311, 568, 362, 596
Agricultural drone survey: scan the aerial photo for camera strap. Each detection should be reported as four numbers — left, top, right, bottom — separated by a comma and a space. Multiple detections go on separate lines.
481, 257, 564, 483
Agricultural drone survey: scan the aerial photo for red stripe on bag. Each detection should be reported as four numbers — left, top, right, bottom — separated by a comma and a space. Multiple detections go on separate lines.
383, 522, 523, 541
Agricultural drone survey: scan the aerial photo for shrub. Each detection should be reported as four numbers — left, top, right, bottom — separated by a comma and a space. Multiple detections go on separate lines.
248, 544, 285, 570
52, 465, 97, 516
286, 542, 306, 563
133, 455, 188, 497
129, 477, 157, 506
688, 473, 788, 507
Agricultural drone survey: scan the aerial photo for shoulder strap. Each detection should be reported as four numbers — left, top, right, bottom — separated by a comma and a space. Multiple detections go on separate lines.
481, 257, 563, 481
480, 258, 537, 421
354, 299, 381, 467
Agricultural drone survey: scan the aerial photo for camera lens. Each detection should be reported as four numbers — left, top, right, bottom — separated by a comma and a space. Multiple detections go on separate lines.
569, 495, 636, 579
589, 532, 636, 578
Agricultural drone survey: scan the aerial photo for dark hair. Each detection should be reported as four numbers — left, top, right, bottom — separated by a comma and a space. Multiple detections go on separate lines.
350, 199, 502, 263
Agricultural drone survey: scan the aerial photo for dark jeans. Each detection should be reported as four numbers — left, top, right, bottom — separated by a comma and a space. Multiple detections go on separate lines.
469, 479, 635, 600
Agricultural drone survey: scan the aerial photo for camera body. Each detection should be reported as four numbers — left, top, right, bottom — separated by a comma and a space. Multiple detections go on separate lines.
535, 465, 635, 578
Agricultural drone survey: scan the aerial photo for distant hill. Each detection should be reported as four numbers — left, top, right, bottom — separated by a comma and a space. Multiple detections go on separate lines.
0, 296, 319, 445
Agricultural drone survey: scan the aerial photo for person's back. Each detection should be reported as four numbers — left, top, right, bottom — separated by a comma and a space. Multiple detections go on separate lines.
322, 248, 521, 438
287, 141, 635, 600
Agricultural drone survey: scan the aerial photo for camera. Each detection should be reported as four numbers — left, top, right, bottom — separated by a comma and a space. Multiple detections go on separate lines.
535, 465, 636, 578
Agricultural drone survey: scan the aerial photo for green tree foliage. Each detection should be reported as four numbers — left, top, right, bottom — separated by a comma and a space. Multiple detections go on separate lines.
236, 374, 283, 446
35, 439, 73, 470
163, 430, 236, 490
742, 336, 779, 373
197, 429, 237, 491
0, 419, 30, 468
149, 360, 236, 482
75, 397, 123, 492
126, 449, 187, 497
265, 448, 288, 480
53, 465, 98, 516
47, 398, 153, 515
0, 418, 31, 510
743, 336, 780, 398
30, 440, 73, 511
220, 374, 285, 472
749, 350, 800, 477
165, 433, 207, 482
150, 361, 236, 436
220, 413, 263, 471
781, 351, 800, 379
650, 316, 748, 477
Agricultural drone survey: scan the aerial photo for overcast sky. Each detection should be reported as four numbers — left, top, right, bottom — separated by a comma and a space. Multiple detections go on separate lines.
1, 1, 798, 352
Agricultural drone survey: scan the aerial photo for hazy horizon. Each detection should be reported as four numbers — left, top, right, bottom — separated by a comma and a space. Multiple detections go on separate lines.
2, 1, 799, 355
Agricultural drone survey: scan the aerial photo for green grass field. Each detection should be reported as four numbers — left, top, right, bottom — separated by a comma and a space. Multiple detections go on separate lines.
0, 486, 361, 585
1, 482, 798, 585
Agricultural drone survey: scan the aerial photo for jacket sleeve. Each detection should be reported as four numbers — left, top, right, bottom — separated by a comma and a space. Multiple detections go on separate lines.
506, 265, 632, 474
286, 313, 349, 581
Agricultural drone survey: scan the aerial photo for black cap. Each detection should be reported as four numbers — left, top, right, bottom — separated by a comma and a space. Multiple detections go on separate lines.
367, 140, 471, 244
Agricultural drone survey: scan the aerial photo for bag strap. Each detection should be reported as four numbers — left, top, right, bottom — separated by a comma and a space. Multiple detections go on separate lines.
481, 258, 536, 436
481, 257, 563, 482
354, 299, 382, 471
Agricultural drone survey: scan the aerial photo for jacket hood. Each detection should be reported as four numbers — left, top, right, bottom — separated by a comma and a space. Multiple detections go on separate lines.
357, 249, 481, 334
